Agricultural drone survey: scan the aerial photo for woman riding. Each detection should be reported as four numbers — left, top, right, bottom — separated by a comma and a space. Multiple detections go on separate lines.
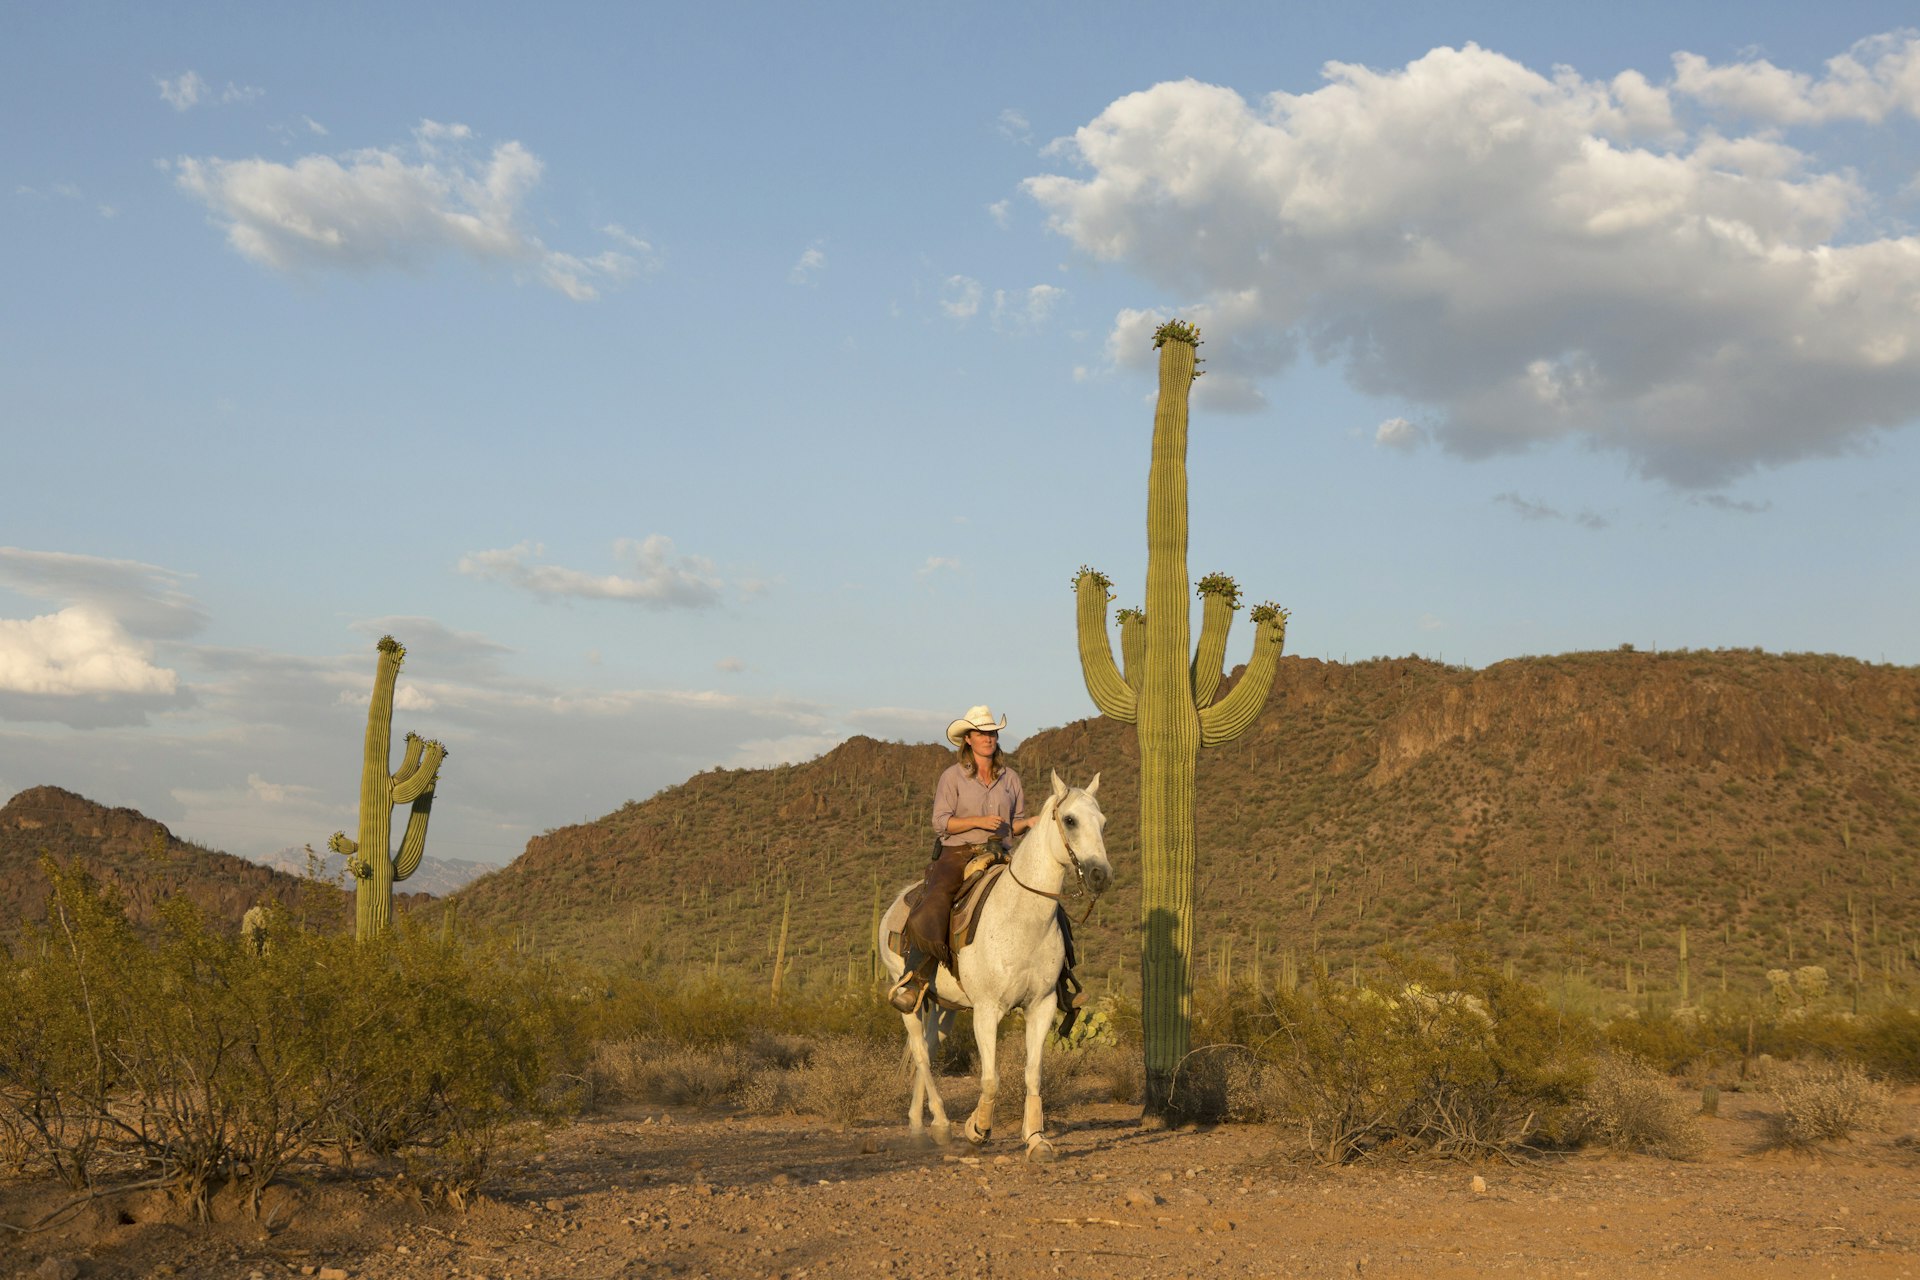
888, 705, 1033, 1013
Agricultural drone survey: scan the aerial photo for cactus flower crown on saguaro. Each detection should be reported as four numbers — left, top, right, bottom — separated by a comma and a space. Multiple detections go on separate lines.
329, 635, 447, 941
1073, 319, 1291, 1118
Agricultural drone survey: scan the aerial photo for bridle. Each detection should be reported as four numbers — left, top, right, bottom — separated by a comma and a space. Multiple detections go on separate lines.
1005, 794, 1103, 924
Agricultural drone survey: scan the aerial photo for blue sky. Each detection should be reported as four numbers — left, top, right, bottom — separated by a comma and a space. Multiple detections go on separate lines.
4, 3, 1919, 867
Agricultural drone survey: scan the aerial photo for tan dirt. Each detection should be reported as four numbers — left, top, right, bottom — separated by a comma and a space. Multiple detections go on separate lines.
5, 1085, 1917, 1280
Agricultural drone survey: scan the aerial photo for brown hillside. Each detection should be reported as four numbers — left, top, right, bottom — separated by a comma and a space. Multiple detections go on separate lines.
446, 649, 1920, 1004
0, 786, 365, 935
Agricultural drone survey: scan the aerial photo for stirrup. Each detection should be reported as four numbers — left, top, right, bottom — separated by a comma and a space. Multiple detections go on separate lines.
888, 973, 928, 1014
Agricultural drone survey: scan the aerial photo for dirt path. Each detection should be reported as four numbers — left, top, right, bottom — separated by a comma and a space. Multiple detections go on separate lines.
6, 1087, 1918, 1279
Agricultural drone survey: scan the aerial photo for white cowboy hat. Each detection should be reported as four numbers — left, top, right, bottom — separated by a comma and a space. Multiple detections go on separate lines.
946, 705, 1008, 746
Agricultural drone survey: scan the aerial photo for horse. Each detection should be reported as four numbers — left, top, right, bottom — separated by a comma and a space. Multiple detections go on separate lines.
878, 771, 1112, 1160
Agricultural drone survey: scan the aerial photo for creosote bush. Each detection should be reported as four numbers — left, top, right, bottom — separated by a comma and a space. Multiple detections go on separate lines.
1196, 941, 1591, 1162
0, 860, 588, 1219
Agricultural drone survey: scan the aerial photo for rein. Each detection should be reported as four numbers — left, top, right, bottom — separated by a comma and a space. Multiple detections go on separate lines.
1004, 797, 1102, 925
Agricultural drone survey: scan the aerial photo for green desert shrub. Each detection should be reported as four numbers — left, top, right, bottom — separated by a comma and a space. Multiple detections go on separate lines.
1251, 944, 1591, 1163
0, 860, 586, 1219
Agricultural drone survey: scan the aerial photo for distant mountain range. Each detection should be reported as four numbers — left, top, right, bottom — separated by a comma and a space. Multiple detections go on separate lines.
7, 649, 1918, 1005
248, 845, 494, 898
440, 648, 1920, 999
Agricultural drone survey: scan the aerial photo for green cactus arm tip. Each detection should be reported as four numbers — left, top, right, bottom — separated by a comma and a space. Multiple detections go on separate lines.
390, 738, 446, 806
1199, 602, 1290, 747
1195, 572, 1244, 610
376, 634, 406, 662
1152, 319, 1202, 349
1074, 570, 1138, 724
1115, 606, 1145, 623
1250, 602, 1291, 633
1074, 564, 1113, 595
327, 831, 358, 856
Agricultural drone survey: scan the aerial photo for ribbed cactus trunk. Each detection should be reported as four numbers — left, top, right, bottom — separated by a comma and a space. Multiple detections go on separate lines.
331, 636, 446, 941
1138, 333, 1203, 1111
1074, 321, 1290, 1118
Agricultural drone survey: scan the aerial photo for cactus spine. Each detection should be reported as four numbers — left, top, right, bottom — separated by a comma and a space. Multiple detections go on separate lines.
329, 636, 447, 941
1073, 320, 1289, 1117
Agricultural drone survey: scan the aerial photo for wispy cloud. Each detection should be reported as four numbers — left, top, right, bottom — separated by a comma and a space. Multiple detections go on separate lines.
915, 556, 961, 581
940, 275, 983, 320
996, 108, 1033, 144
156, 70, 262, 111
1690, 493, 1773, 514
174, 121, 642, 300
1028, 34, 1920, 486
1492, 493, 1609, 529
1375, 417, 1425, 451
457, 537, 723, 607
789, 241, 827, 285
992, 283, 1064, 331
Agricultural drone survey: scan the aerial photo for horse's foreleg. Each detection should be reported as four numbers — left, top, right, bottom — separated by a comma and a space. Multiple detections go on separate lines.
901, 1010, 950, 1144
966, 1001, 1002, 1145
1021, 992, 1060, 1161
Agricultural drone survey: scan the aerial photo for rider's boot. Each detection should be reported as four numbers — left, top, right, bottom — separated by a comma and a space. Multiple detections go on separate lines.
888, 946, 938, 1014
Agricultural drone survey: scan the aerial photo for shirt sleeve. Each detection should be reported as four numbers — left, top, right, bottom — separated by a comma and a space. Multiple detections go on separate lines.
1008, 770, 1027, 823
932, 764, 960, 837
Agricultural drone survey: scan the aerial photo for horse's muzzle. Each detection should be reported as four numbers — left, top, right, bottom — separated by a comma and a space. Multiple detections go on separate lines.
1083, 862, 1113, 894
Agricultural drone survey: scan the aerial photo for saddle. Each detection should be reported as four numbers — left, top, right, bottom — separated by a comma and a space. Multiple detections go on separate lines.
893, 849, 1008, 960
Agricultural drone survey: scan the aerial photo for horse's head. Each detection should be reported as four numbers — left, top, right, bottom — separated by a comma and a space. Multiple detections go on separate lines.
1047, 770, 1112, 895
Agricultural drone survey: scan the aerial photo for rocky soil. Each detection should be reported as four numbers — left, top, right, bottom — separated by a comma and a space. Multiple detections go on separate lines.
5, 1084, 1917, 1280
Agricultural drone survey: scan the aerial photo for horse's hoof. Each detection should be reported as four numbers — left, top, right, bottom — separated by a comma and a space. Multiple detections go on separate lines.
930, 1121, 952, 1147
1024, 1135, 1056, 1163
965, 1118, 990, 1146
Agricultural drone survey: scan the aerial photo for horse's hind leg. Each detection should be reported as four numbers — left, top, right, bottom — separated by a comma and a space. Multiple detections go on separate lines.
965, 1001, 1002, 1145
901, 1009, 950, 1144
1021, 992, 1060, 1161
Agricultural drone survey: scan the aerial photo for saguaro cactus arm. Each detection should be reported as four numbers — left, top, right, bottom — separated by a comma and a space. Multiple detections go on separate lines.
390, 736, 446, 806
1199, 605, 1289, 746
1118, 608, 1147, 691
1190, 573, 1242, 708
1075, 567, 1138, 724
327, 832, 359, 856
394, 789, 435, 882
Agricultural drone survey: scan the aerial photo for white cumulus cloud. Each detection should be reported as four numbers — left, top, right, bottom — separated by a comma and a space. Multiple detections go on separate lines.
1026, 38, 1920, 486
174, 121, 640, 300
1672, 31, 1920, 125
0, 608, 177, 697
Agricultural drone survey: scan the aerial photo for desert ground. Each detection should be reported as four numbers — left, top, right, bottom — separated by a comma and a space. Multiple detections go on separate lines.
5, 1084, 1917, 1280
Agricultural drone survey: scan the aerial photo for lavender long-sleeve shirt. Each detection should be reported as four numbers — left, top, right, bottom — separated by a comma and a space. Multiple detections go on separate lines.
932, 762, 1027, 849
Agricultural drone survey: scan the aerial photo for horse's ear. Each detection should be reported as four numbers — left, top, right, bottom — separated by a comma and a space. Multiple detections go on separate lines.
1050, 770, 1067, 803
1084, 772, 1100, 797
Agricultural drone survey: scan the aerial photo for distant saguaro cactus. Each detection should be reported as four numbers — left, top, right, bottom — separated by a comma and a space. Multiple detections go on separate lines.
1073, 320, 1290, 1117
330, 636, 446, 941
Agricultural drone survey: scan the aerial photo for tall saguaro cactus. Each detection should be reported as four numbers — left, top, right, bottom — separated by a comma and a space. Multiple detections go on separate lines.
330, 635, 447, 941
1074, 320, 1290, 1117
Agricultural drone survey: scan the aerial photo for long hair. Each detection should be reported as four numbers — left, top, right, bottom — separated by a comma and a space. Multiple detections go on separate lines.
954, 736, 1004, 783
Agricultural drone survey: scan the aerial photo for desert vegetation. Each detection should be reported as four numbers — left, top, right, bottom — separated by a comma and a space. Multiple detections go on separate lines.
5, 851, 1912, 1247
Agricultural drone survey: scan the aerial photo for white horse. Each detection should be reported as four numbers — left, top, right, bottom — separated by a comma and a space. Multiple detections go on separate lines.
878, 771, 1111, 1160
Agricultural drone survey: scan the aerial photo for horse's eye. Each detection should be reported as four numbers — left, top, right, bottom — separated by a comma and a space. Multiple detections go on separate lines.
1064, 816, 1078, 828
